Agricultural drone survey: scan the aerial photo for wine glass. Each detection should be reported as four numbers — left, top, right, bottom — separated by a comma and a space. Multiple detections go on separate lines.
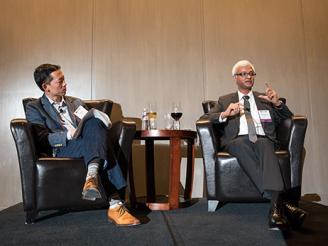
164, 113, 173, 130
171, 103, 183, 130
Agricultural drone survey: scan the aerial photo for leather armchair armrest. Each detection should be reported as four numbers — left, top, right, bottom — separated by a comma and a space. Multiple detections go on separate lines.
118, 119, 137, 161
196, 118, 219, 197
288, 115, 307, 188
108, 119, 136, 175
273, 115, 307, 189
10, 118, 38, 211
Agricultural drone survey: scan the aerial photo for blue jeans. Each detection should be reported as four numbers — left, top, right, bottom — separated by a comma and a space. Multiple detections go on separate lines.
56, 117, 126, 190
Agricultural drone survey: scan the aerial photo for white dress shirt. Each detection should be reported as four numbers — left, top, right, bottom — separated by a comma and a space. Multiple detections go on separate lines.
219, 91, 265, 136
46, 96, 76, 139
238, 91, 265, 136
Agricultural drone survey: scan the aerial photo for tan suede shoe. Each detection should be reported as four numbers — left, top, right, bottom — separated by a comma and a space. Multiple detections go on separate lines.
108, 204, 141, 226
82, 176, 102, 201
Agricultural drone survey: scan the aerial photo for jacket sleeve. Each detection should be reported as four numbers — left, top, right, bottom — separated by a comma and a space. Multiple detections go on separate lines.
25, 102, 67, 149
272, 103, 294, 127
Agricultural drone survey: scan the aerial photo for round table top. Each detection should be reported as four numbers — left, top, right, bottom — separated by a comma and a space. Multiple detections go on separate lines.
135, 129, 197, 140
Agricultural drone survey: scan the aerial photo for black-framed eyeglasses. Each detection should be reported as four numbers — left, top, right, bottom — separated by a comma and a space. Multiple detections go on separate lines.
234, 72, 256, 78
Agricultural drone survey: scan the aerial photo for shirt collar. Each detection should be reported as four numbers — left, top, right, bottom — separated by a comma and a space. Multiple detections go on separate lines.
46, 95, 65, 107
238, 90, 254, 101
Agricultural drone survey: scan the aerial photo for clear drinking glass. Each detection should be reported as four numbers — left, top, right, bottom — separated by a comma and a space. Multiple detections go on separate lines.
164, 113, 173, 129
147, 103, 157, 130
171, 103, 183, 130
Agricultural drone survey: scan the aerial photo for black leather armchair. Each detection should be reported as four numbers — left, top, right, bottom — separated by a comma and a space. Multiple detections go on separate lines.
10, 98, 136, 223
196, 100, 307, 212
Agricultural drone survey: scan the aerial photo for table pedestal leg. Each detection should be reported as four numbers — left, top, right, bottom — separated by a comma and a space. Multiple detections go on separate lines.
184, 139, 195, 199
168, 137, 181, 209
145, 139, 155, 202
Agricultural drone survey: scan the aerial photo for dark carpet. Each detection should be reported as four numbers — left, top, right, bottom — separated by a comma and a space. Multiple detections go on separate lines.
0, 199, 327, 246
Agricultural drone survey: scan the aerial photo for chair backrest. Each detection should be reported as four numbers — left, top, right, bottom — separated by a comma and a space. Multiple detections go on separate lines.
22, 97, 124, 123
202, 98, 287, 114
202, 100, 217, 114
201, 98, 291, 148
20, 97, 128, 157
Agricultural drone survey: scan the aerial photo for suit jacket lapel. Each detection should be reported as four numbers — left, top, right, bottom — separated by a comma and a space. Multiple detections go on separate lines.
41, 94, 62, 128
64, 96, 78, 127
231, 92, 240, 133
231, 92, 239, 103
253, 91, 277, 141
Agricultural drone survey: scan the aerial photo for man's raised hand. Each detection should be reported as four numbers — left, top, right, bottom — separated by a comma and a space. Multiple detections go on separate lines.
258, 82, 281, 106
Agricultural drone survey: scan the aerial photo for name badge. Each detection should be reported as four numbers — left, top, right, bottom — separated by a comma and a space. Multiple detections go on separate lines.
74, 105, 88, 119
258, 110, 272, 122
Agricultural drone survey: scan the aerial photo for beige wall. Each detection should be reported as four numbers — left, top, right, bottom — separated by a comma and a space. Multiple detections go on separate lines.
1, 0, 327, 210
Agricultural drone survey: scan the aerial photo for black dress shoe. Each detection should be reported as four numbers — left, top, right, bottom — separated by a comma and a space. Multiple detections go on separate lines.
268, 204, 287, 230
284, 203, 308, 227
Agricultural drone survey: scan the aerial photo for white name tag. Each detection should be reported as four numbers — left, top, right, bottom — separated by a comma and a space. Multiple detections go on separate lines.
258, 110, 272, 122
74, 105, 88, 119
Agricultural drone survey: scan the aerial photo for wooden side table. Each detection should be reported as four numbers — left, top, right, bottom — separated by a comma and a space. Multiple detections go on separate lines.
129, 129, 197, 210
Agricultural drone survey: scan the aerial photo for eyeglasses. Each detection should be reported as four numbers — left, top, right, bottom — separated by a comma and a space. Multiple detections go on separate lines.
234, 72, 256, 78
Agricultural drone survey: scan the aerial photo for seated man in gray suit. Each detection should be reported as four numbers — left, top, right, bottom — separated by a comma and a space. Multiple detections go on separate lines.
26, 63, 140, 226
207, 60, 307, 230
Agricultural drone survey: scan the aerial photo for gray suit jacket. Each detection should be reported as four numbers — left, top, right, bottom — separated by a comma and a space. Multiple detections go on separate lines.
25, 94, 87, 154
207, 91, 293, 148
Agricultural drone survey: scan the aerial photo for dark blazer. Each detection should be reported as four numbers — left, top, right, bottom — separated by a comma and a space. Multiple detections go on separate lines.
207, 91, 293, 148
25, 94, 87, 155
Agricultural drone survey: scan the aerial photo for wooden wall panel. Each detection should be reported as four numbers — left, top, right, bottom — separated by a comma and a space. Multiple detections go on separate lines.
1, 0, 328, 210
301, 0, 328, 204
0, 0, 93, 209
203, 0, 310, 115
93, 0, 204, 130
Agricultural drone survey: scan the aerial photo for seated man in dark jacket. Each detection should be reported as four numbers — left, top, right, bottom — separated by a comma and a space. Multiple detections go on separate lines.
207, 60, 307, 230
26, 63, 140, 226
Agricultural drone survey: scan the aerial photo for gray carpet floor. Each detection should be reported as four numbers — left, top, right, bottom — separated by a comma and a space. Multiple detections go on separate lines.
0, 199, 327, 246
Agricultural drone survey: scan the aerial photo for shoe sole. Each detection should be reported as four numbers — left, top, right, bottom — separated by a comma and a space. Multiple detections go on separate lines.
82, 188, 102, 201
268, 227, 281, 231
268, 223, 289, 231
108, 218, 141, 227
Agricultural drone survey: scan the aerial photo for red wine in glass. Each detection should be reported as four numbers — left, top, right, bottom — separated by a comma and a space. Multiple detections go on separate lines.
170, 112, 183, 121
171, 103, 182, 129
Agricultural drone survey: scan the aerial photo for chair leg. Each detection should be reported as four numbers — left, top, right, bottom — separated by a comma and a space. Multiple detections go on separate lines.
208, 200, 219, 212
25, 210, 37, 224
